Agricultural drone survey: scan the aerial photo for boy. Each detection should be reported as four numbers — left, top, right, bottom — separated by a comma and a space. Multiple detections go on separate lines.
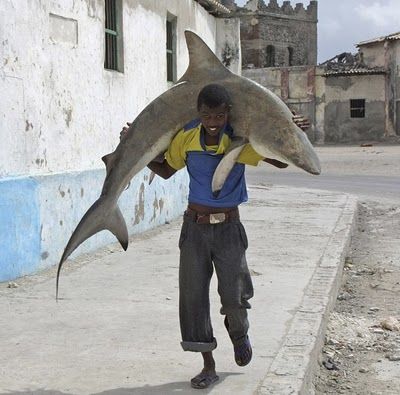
121, 84, 307, 389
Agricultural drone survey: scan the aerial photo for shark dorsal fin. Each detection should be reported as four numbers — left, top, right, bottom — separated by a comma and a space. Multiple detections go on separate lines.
179, 31, 231, 83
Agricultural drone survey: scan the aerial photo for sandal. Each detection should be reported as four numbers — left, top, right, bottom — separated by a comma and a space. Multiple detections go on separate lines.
191, 371, 219, 389
224, 316, 252, 367
234, 336, 252, 366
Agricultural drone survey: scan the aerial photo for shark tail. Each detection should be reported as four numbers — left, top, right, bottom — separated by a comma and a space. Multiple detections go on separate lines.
56, 197, 128, 300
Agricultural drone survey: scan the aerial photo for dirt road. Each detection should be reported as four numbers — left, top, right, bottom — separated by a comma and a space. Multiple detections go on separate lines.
249, 144, 400, 394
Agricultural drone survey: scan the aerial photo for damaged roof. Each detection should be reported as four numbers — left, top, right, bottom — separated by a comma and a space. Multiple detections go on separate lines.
324, 67, 386, 77
194, 0, 231, 15
357, 31, 400, 47
320, 52, 386, 77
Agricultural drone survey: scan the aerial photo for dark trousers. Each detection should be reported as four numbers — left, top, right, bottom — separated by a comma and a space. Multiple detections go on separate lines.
179, 214, 254, 352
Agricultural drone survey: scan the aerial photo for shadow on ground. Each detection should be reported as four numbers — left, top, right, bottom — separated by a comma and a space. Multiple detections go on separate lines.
0, 372, 241, 395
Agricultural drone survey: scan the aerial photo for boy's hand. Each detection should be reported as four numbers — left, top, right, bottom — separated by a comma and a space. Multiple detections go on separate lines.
120, 122, 131, 140
263, 158, 289, 168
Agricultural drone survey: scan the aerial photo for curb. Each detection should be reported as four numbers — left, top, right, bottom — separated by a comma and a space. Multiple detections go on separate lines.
256, 194, 359, 394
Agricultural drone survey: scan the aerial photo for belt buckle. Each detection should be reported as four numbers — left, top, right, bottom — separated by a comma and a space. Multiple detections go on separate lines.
209, 213, 226, 224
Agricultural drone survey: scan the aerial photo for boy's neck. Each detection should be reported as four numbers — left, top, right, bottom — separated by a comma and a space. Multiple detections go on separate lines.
204, 133, 219, 146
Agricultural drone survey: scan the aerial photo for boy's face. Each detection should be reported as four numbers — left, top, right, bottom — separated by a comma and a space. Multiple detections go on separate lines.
198, 103, 230, 137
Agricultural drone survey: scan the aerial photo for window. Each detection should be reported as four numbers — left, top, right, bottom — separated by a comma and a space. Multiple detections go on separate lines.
166, 14, 177, 82
288, 47, 294, 66
265, 45, 275, 67
350, 99, 366, 118
104, 0, 123, 72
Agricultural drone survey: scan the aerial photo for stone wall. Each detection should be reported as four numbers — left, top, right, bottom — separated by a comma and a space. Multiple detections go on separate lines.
243, 66, 317, 142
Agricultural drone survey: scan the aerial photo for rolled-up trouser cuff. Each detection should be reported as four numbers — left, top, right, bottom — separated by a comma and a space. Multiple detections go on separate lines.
181, 338, 217, 352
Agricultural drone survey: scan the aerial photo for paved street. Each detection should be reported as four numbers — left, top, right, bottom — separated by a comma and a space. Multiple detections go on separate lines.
0, 186, 356, 395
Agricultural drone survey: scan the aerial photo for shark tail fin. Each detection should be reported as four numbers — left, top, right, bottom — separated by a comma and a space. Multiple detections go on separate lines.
56, 197, 128, 301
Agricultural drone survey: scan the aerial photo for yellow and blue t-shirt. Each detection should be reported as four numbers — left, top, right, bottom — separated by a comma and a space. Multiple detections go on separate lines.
165, 119, 264, 208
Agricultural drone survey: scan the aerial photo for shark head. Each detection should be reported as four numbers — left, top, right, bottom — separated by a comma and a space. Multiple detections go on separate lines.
242, 86, 321, 175
181, 31, 321, 176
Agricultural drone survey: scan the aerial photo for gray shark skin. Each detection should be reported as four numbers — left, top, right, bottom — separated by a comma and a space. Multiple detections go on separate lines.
56, 31, 320, 299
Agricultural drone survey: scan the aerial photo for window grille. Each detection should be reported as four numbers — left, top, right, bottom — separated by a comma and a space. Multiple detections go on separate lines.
288, 47, 294, 66
166, 15, 176, 82
350, 99, 366, 118
105, 0, 123, 71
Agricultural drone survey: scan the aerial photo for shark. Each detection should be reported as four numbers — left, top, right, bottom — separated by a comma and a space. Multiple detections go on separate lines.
56, 30, 320, 299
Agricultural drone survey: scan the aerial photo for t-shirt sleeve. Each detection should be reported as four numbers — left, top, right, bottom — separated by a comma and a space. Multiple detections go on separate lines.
236, 144, 265, 166
165, 129, 187, 170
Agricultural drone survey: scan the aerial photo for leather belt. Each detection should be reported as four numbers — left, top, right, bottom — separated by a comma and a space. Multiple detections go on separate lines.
184, 207, 240, 224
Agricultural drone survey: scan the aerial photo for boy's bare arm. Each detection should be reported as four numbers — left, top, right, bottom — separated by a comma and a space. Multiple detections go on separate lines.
147, 160, 176, 179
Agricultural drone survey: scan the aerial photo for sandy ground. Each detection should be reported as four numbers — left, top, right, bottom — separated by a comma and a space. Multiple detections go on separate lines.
311, 144, 400, 394
269, 144, 400, 177
314, 144, 400, 177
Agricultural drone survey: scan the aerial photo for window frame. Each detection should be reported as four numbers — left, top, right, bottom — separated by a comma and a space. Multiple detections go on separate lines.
265, 45, 275, 68
104, 0, 124, 72
350, 99, 366, 118
288, 47, 294, 66
166, 13, 177, 83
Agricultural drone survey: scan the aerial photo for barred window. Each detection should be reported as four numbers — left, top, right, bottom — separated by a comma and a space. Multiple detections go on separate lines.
350, 99, 366, 118
288, 47, 294, 66
166, 14, 177, 82
105, 0, 123, 72
265, 45, 275, 67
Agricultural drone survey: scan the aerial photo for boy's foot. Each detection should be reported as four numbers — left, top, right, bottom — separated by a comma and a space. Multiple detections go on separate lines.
234, 336, 252, 366
191, 370, 219, 389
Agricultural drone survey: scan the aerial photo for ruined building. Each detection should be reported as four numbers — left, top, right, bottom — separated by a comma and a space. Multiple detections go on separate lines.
230, 0, 318, 69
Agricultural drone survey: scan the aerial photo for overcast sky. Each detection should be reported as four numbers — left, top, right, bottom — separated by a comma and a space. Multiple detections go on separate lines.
234, 0, 400, 63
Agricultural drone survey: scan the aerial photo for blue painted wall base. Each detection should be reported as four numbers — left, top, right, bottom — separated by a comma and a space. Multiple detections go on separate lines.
0, 168, 188, 282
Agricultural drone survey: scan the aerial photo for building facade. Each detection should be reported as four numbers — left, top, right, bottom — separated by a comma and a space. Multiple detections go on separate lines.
314, 32, 400, 143
231, 0, 318, 69
0, 0, 239, 281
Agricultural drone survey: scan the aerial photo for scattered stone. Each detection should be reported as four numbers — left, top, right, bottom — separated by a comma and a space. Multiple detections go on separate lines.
326, 337, 340, 346
386, 354, 400, 362
359, 367, 369, 373
7, 282, 19, 288
165, 296, 171, 300
337, 292, 352, 301
380, 317, 400, 331
369, 307, 380, 312
323, 358, 339, 371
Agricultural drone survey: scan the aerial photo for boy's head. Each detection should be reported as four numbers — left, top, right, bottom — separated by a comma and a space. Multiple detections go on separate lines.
197, 84, 232, 111
197, 84, 231, 137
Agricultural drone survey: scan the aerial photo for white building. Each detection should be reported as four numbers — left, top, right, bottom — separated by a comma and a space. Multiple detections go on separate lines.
0, 0, 240, 281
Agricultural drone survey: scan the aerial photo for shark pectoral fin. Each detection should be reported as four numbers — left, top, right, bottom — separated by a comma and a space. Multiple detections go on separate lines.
107, 205, 129, 251
212, 137, 248, 194
149, 171, 156, 185
101, 153, 115, 176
